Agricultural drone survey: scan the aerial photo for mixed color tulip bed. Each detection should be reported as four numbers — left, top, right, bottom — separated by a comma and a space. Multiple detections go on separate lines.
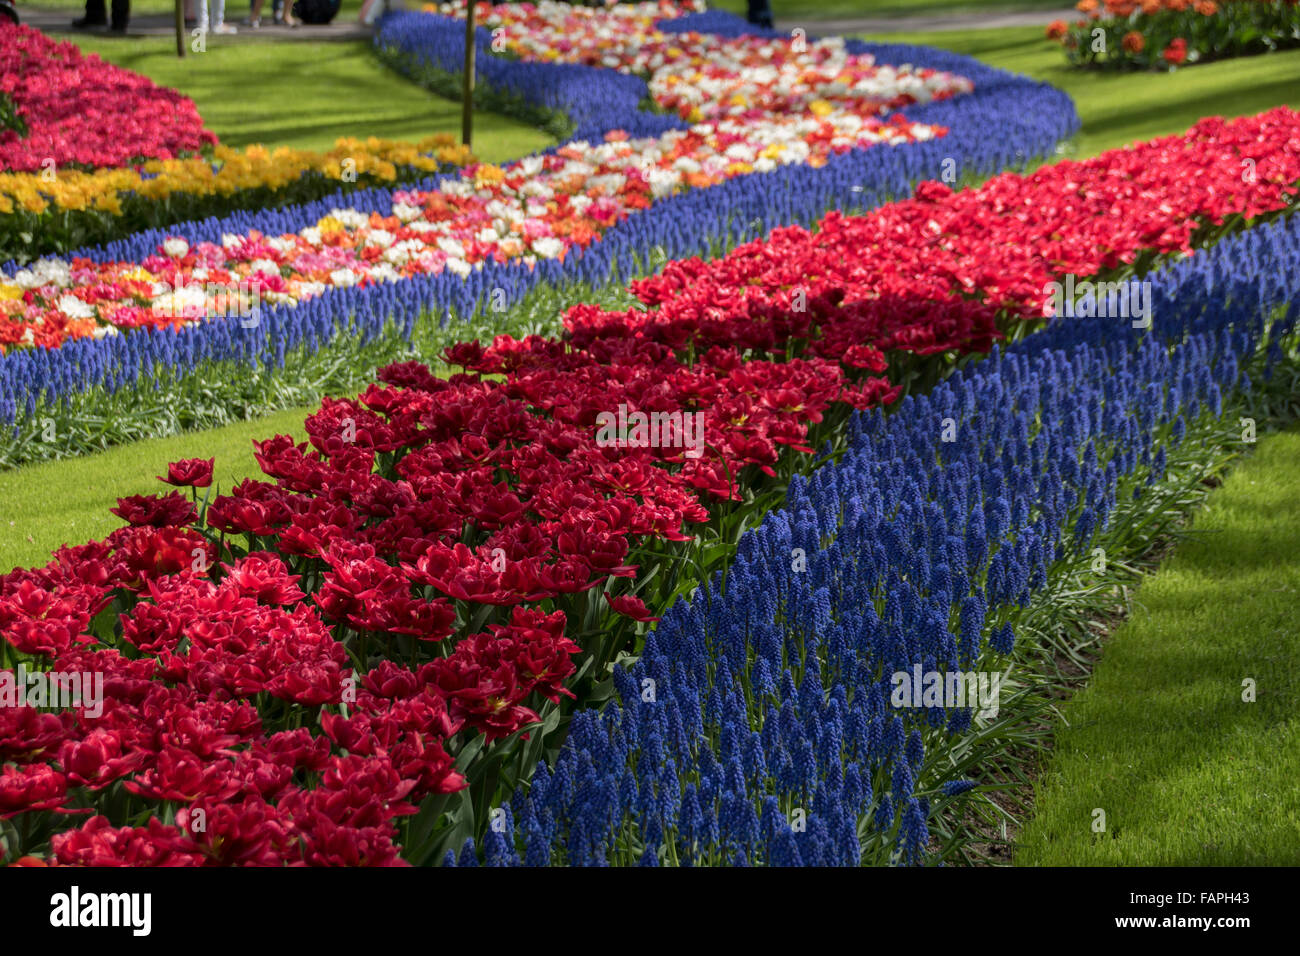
0, 3, 1296, 867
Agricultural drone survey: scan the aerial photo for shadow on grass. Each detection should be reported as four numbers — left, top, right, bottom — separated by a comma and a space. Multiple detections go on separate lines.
1024, 430, 1300, 866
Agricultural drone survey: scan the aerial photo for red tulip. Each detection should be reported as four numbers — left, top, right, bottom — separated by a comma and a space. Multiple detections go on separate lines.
605, 592, 661, 622
158, 457, 214, 489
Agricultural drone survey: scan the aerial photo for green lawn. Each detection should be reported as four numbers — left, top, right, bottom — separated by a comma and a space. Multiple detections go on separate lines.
1017, 427, 1300, 865
879, 26, 1300, 158
0, 406, 310, 573
56, 34, 553, 162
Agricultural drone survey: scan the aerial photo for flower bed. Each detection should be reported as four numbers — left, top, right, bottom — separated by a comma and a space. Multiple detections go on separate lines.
433, 0, 968, 143
455, 210, 1300, 867
563, 108, 1299, 359
1047, 0, 1300, 69
4, 3, 971, 353
0, 7, 1077, 467
0, 24, 216, 172
0, 137, 473, 265
0, 110, 1296, 866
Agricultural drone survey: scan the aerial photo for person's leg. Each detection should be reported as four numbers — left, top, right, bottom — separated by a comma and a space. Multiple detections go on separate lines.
74, 0, 108, 27
110, 0, 129, 30
212, 0, 237, 31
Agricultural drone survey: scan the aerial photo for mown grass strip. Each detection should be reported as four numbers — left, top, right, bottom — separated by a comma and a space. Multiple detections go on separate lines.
875, 25, 1300, 159
58, 34, 554, 163
1015, 424, 1300, 866
0, 404, 309, 573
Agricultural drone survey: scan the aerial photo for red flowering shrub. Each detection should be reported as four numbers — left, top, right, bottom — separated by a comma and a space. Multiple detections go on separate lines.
0, 24, 216, 172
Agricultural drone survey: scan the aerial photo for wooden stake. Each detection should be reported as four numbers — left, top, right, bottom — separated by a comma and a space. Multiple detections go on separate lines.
462, 1, 476, 147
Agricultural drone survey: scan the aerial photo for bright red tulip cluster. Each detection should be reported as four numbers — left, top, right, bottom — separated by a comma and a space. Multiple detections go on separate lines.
566, 109, 1300, 357
0, 24, 216, 173
0, 337, 871, 863
2, 108, 1297, 865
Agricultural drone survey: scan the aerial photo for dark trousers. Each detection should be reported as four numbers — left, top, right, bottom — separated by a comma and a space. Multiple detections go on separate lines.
84, 0, 129, 26
747, 0, 773, 29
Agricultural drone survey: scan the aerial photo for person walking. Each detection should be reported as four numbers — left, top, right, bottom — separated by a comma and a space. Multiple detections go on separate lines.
747, 0, 773, 30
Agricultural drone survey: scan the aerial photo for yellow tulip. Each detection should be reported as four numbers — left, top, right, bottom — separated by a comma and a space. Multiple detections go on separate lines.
0, 135, 477, 229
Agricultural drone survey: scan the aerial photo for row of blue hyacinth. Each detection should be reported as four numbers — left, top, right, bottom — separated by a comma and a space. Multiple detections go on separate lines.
448, 212, 1300, 867
0, 9, 1078, 433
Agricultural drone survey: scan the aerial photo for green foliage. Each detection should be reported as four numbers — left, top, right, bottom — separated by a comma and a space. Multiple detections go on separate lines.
0, 91, 24, 137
